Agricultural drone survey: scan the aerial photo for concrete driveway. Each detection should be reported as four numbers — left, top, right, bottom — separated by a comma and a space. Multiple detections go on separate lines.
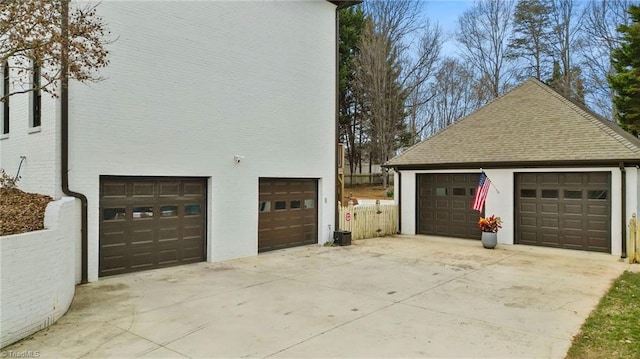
4, 235, 632, 358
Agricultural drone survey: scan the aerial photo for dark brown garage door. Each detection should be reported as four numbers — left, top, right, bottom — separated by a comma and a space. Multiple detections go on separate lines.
515, 172, 610, 252
99, 177, 206, 277
417, 173, 482, 239
258, 178, 318, 252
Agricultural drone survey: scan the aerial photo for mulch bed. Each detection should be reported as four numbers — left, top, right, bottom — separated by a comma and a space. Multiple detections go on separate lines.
1, 187, 53, 236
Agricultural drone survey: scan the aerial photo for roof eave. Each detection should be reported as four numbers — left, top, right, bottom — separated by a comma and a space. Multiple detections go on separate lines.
328, 0, 362, 9
385, 159, 640, 171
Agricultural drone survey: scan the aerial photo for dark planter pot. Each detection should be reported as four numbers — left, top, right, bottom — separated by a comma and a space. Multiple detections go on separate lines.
333, 230, 352, 246
481, 231, 497, 249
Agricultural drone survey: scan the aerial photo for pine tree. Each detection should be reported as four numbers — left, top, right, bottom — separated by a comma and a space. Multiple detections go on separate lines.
509, 0, 553, 80
609, 5, 640, 136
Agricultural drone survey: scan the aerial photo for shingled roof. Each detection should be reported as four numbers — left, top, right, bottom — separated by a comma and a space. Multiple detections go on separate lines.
386, 78, 640, 169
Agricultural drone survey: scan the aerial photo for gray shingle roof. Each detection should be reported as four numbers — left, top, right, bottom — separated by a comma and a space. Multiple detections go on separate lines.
386, 78, 640, 168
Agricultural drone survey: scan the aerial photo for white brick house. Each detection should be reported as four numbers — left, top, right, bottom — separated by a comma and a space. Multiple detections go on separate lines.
1, 0, 355, 282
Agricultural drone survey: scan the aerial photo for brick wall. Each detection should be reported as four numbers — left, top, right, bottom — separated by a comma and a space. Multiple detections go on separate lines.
0, 197, 80, 348
65, 1, 337, 281
0, 72, 61, 199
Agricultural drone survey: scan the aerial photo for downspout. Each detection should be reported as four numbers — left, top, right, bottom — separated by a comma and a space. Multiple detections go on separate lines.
61, 0, 89, 284
397, 170, 401, 233
334, 7, 339, 232
620, 162, 627, 259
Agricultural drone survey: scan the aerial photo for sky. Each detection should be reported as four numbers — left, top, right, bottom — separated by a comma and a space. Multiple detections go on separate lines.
421, 0, 475, 55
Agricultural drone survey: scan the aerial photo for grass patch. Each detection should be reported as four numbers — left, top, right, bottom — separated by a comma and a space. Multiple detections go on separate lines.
566, 270, 640, 359
344, 184, 389, 200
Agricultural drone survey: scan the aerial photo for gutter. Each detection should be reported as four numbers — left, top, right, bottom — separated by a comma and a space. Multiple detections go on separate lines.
620, 162, 627, 259
334, 7, 340, 234
397, 171, 401, 233
385, 159, 640, 171
61, 0, 89, 284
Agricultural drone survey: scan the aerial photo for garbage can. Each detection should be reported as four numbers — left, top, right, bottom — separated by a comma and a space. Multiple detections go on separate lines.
333, 230, 352, 246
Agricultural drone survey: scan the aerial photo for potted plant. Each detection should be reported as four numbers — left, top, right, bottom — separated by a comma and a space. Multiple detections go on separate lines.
478, 215, 502, 249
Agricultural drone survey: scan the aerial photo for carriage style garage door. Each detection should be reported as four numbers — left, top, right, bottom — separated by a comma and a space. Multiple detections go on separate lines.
416, 173, 482, 240
258, 178, 318, 252
515, 172, 611, 252
99, 177, 207, 277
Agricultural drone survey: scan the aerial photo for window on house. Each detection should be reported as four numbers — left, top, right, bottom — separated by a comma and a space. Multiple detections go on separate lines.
2, 62, 8, 135
31, 63, 41, 128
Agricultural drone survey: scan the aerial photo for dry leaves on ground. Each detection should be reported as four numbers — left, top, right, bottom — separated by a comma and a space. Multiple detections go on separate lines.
1, 187, 53, 236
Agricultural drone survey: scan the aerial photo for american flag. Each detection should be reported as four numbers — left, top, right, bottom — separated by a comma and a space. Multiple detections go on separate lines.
472, 172, 491, 211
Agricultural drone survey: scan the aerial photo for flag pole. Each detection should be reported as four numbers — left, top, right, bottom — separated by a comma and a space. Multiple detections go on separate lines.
480, 168, 500, 194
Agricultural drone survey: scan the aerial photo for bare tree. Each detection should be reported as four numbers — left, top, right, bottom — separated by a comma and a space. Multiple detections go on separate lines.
1, 0, 110, 101
456, 0, 516, 99
405, 20, 442, 144
581, 0, 636, 118
548, 0, 584, 99
353, 19, 407, 188
424, 58, 483, 137
353, 0, 443, 186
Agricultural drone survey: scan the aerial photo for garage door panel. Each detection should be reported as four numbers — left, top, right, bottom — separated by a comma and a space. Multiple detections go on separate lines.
588, 220, 608, 231
103, 183, 127, 198
520, 217, 537, 226
541, 233, 561, 246
515, 172, 610, 253
541, 217, 558, 228
184, 183, 205, 196
541, 173, 559, 184
563, 218, 583, 230
587, 204, 608, 215
541, 203, 559, 213
451, 199, 467, 210
563, 204, 582, 214
435, 199, 449, 209
99, 177, 206, 277
451, 212, 467, 222
564, 173, 585, 184
132, 183, 154, 197
159, 183, 180, 196
519, 202, 536, 213
518, 173, 537, 184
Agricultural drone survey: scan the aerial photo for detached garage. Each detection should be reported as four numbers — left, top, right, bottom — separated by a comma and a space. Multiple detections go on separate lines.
386, 79, 640, 256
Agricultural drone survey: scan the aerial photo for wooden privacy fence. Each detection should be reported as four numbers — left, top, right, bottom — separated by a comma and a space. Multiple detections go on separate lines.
338, 200, 398, 241
627, 213, 640, 263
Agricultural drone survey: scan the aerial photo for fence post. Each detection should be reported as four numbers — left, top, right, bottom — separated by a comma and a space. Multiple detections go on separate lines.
633, 213, 640, 264
347, 200, 354, 234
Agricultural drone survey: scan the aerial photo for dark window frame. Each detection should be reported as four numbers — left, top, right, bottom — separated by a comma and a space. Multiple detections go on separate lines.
32, 62, 41, 128
2, 62, 8, 134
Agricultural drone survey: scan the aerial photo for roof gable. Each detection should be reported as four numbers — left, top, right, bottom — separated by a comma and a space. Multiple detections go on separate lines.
386, 78, 640, 168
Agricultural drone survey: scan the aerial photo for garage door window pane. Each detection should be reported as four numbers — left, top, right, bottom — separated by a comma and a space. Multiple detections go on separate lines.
542, 190, 558, 199
185, 204, 201, 216
453, 188, 466, 196
290, 200, 301, 209
470, 188, 476, 196
133, 206, 154, 219
588, 190, 607, 200
160, 205, 178, 217
436, 188, 447, 196
520, 189, 536, 198
259, 201, 271, 212
275, 201, 286, 210
104, 208, 125, 221
564, 190, 582, 199
304, 199, 315, 209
